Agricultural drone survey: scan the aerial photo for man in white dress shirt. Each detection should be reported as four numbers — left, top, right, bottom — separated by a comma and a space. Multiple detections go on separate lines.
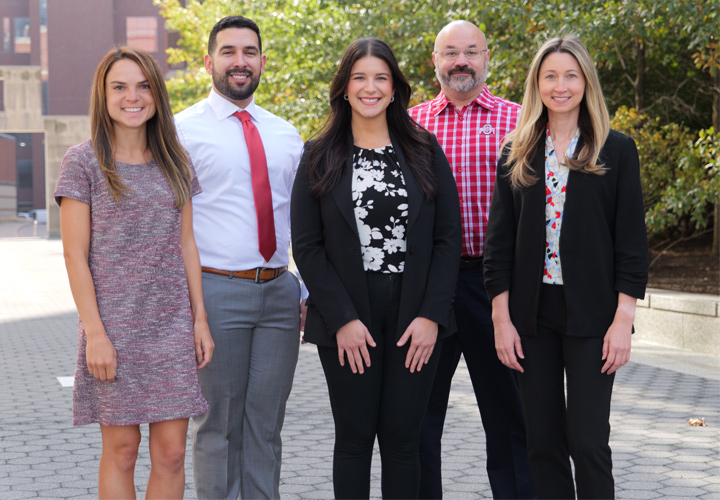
175, 15, 304, 500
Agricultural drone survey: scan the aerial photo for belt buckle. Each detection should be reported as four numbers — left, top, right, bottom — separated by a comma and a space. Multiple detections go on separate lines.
254, 267, 263, 283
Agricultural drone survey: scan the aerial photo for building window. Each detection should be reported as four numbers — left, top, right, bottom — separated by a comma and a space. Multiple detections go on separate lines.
14, 18, 30, 54
127, 17, 158, 53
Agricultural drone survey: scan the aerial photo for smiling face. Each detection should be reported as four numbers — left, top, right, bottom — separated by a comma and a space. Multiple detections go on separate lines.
538, 51, 586, 121
345, 56, 394, 125
105, 58, 156, 132
205, 27, 266, 108
433, 21, 488, 94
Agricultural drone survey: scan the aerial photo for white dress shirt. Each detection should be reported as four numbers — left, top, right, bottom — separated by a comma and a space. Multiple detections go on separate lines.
176, 89, 304, 272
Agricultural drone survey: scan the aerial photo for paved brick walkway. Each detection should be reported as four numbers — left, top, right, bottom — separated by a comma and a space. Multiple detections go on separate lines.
1, 236, 718, 499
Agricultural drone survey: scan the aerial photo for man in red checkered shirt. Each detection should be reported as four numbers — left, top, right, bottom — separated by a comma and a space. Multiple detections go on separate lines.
409, 21, 535, 499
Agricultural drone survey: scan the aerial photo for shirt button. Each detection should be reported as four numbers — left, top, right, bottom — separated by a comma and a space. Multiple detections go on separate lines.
460, 199, 465, 205
456, 167, 462, 173
456, 139, 462, 145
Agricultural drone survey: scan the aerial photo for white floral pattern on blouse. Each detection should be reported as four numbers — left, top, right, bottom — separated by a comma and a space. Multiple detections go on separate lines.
352, 145, 408, 273
544, 126, 580, 285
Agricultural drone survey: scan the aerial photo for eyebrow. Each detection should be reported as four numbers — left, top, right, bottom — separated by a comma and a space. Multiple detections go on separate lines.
218, 44, 259, 52
350, 71, 391, 77
443, 43, 480, 49
108, 80, 149, 85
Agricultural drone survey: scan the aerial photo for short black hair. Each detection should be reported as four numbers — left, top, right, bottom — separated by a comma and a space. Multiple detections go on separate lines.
208, 15, 262, 55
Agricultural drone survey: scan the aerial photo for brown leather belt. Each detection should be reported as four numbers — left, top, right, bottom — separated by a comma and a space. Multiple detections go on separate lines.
201, 266, 288, 283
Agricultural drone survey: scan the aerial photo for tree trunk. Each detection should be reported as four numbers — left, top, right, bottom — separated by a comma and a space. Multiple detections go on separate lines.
635, 40, 645, 111
712, 70, 719, 257
712, 204, 719, 257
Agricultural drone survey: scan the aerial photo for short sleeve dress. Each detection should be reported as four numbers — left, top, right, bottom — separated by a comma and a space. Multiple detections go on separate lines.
54, 139, 209, 426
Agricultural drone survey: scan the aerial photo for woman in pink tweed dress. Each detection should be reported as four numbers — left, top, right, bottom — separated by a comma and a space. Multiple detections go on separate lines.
55, 47, 213, 498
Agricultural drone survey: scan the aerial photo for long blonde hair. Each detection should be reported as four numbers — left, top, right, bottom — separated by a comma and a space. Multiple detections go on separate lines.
90, 46, 193, 209
505, 35, 609, 189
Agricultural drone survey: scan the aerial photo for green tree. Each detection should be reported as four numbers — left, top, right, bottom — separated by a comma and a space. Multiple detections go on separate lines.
156, 0, 455, 138
157, 0, 719, 248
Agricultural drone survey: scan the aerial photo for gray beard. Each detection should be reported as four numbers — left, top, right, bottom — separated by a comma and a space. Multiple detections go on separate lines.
436, 65, 487, 93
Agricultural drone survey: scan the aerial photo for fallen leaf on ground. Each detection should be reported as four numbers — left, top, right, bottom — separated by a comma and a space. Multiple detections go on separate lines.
686, 417, 707, 426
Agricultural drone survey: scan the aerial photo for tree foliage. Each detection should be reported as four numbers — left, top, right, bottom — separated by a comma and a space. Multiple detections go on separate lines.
156, 0, 719, 242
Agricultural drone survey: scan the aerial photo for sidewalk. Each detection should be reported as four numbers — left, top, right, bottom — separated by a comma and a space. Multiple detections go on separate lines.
1, 236, 718, 499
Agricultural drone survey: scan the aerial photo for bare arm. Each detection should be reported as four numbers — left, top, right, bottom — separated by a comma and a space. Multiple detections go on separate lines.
491, 291, 525, 373
60, 198, 117, 381
180, 201, 214, 369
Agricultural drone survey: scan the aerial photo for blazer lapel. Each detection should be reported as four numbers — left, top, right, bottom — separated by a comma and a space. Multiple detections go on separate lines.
331, 136, 361, 240
390, 133, 422, 232
528, 146, 546, 230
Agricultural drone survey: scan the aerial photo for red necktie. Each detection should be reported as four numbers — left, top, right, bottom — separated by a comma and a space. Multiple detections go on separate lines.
233, 110, 276, 262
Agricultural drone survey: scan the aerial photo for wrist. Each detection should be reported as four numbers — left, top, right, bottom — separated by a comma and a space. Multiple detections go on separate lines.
192, 308, 208, 324
83, 323, 107, 340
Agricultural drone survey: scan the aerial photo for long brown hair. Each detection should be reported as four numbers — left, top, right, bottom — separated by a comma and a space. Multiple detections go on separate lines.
505, 35, 609, 189
90, 46, 193, 209
304, 38, 436, 200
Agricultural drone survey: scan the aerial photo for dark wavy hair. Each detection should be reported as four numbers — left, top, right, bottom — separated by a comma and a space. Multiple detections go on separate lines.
208, 15, 262, 55
305, 38, 436, 200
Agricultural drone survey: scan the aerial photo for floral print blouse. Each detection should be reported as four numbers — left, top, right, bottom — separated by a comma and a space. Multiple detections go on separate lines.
544, 126, 580, 284
352, 145, 408, 273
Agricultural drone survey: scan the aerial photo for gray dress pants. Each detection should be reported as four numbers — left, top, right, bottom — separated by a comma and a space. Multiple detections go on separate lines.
192, 270, 300, 499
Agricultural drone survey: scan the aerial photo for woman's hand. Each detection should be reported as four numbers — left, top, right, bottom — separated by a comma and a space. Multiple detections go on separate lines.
601, 322, 631, 374
397, 317, 438, 373
85, 331, 117, 382
493, 319, 525, 372
336, 319, 376, 374
601, 293, 636, 374
194, 320, 214, 369
491, 291, 524, 372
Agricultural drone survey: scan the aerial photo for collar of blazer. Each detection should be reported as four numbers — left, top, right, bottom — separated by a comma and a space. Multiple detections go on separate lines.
330, 132, 423, 241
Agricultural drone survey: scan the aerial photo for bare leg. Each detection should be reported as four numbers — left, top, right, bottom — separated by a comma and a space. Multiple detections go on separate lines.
146, 418, 189, 499
99, 424, 141, 499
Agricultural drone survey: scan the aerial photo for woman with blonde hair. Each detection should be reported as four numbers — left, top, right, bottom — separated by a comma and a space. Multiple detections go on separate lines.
484, 35, 648, 499
55, 46, 213, 498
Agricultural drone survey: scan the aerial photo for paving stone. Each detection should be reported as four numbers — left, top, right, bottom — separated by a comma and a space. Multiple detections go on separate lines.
1, 238, 719, 499
657, 486, 708, 497
618, 490, 664, 499
622, 481, 665, 491
0, 491, 38, 500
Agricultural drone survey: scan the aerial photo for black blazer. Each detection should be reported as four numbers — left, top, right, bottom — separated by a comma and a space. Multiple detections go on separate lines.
291, 134, 462, 347
484, 129, 648, 338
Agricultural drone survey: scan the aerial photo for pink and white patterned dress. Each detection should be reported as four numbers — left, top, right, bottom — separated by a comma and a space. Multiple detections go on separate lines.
54, 140, 208, 426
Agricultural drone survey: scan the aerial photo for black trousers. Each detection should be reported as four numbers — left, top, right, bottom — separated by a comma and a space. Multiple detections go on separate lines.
518, 284, 615, 499
419, 264, 534, 499
318, 272, 441, 499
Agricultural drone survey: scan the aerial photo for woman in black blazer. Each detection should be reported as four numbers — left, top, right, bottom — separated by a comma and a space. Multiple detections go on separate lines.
291, 38, 461, 499
484, 35, 648, 499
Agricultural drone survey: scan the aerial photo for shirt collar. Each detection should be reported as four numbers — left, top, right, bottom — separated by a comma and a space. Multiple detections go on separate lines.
545, 124, 581, 156
428, 85, 497, 116
208, 88, 259, 122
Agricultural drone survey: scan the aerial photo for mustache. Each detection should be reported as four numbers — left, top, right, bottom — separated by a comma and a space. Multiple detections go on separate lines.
448, 66, 476, 77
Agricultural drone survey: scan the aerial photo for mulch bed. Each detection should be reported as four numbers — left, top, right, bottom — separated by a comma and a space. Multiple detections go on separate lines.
648, 233, 719, 295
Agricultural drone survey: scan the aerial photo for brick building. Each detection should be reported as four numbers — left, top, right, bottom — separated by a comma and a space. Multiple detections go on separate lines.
0, 0, 178, 224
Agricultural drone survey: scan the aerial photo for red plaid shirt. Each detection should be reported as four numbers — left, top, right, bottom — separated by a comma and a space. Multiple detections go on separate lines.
409, 86, 520, 257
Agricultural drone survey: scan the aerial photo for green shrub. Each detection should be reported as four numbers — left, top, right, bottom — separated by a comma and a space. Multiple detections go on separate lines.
611, 107, 718, 238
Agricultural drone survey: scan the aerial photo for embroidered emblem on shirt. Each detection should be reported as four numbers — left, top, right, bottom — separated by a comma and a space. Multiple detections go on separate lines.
479, 124, 495, 135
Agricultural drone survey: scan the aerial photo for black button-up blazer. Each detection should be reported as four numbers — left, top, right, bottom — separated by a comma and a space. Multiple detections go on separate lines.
484, 129, 648, 337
